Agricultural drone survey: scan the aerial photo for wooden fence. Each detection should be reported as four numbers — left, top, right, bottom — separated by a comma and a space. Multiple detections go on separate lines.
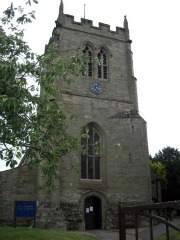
119, 201, 180, 240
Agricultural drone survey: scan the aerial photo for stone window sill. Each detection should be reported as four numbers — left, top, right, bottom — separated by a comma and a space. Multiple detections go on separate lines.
80, 178, 102, 182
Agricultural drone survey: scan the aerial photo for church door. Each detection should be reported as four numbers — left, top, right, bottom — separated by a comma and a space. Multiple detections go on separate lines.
84, 196, 102, 230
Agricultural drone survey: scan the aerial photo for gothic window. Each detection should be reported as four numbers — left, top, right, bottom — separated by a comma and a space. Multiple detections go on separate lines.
97, 48, 108, 80
81, 123, 101, 179
83, 45, 93, 77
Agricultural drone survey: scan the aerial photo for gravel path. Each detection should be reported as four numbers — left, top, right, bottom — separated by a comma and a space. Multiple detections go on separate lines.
87, 218, 180, 240
88, 229, 135, 240
140, 217, 180, 240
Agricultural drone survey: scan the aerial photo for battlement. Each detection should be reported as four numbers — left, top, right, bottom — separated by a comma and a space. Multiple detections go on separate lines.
56, 13, 127, 41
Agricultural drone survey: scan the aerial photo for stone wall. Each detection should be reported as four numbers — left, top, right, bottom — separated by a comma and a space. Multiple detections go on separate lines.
0, 165, 38, 226
52, 7, 152, 229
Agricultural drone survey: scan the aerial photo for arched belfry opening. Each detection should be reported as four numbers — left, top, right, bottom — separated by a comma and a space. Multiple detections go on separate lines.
97, 47, 108, 80
83, 44, 93, 77
84, 196, 102, 230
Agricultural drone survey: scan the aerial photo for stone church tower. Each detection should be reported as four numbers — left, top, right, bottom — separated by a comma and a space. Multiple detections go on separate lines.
0, 1, 151, 230
48, 0, 152, 229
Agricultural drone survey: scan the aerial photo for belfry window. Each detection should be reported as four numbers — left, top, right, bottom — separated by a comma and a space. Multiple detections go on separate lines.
81, 123, 101, 179
97, 48, 108, 80
83, 45, 93, 77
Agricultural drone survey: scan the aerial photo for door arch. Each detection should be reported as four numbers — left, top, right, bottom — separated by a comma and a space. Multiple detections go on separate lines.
84, 196, 102, 230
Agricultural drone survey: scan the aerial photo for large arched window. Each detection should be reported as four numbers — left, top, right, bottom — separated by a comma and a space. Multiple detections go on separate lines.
81, 123, 101, 179
83, 45, 93, 77
97, 48, 108, 80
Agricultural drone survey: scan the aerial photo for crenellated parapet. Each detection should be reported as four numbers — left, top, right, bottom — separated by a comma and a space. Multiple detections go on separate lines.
56, 1, 130, 42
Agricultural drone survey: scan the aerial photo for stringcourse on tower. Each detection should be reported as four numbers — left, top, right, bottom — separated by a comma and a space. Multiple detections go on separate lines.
0, 1, 152, 230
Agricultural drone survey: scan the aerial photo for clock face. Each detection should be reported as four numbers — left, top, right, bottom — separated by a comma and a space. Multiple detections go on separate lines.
90, 82, 102, 94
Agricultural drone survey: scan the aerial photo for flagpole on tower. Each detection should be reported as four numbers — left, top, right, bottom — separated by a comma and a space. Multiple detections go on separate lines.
84, 3, 86, 19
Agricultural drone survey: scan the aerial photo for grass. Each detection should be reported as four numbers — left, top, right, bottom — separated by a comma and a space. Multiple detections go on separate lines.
158, 229, 180, 240
0, 227, 96, 240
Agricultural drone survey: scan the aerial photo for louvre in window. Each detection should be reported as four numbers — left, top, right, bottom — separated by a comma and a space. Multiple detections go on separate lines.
97, 48, 108, 80
83, 45, 92, 77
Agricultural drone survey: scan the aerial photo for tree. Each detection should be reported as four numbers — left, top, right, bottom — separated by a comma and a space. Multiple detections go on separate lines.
150, 160, 166, 182
0, 1, 84, 187
152, 147, 180, 201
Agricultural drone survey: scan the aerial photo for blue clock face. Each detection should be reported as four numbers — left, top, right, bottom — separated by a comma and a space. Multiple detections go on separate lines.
90, 82, 102, 94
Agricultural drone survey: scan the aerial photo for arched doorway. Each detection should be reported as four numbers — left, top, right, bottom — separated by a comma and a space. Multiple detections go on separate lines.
84, 196, 102, 230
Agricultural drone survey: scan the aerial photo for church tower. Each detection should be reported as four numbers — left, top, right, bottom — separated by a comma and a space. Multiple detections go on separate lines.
48, 1, 152, 230
0, 1, 152, 230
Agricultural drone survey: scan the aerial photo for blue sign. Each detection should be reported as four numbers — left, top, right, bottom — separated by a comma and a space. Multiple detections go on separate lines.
15, 201, 36, 217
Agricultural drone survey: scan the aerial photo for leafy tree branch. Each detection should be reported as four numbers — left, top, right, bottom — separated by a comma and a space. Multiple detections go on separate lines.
0, 1, 85, 188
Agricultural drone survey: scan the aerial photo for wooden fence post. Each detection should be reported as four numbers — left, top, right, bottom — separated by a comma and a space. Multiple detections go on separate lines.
149, 210, 154, 240
135, 213, 139, 240
119, 202, 126, 240
165, 209, 170, 240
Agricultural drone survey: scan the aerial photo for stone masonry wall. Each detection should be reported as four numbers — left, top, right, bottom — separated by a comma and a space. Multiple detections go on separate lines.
0, 165, 38, 226
49, 8, 152, 229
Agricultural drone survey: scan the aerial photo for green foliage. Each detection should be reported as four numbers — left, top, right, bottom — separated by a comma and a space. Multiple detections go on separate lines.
154, 147, 180, 163
158, 226, 180, 240
152, 147, 180, 201
150, 160, 166, 181
0, 1, 85, 188
0, 227, 96, 240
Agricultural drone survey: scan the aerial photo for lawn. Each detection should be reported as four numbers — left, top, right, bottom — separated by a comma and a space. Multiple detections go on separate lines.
158, 229, 180, 240
0, 227, 96, 240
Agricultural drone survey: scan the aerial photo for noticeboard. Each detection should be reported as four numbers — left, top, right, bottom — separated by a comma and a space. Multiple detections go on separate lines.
15, 201, 37, 218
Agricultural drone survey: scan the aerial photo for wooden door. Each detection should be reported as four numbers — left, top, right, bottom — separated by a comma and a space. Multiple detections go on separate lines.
84, 196, 102, 230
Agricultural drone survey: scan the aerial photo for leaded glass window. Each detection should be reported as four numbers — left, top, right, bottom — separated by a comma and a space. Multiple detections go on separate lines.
81, 123, 101, 179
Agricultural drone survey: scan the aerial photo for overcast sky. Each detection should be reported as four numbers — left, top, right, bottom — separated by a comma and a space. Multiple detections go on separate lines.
0, 0, 180, 171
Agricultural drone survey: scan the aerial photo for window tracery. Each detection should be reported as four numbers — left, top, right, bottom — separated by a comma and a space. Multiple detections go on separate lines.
81, 123, 101, 179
